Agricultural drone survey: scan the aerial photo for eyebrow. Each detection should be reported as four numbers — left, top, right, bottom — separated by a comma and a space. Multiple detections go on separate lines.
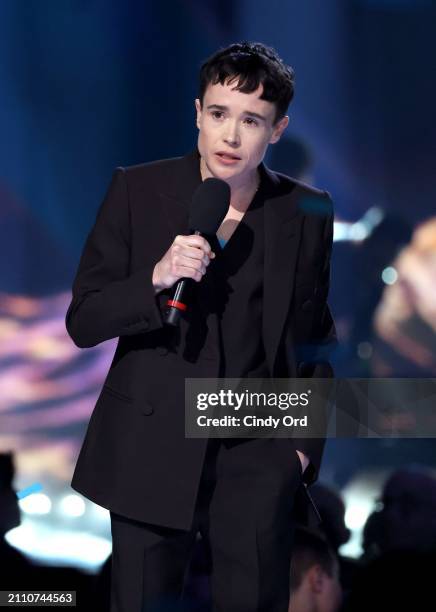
206, 104, 267, 122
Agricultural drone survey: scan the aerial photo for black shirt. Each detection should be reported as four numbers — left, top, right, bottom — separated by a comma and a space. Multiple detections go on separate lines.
207, 178, 268, 378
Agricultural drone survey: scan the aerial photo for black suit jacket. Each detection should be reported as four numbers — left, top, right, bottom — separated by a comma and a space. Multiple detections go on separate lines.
66, 149, 337, 530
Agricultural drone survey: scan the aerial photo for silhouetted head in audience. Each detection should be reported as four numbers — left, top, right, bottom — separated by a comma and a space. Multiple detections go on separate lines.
361, 508, 384, 560
0, 453, 20, 538
309, 484, 351, 551
289, 527, 342, 612
379, 467, 436, 553
267, 136, 313, 181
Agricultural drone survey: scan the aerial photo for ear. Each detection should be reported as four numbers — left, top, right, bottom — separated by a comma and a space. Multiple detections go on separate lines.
269, 115, 289, 144
307, 564, 325, 595
195, 98, 202, 130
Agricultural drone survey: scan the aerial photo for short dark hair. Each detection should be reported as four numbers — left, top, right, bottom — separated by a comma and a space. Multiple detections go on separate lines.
290, 527, 338, 592
198, 42, 295, 124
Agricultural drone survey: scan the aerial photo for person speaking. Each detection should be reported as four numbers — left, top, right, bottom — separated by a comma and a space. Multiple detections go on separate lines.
65, 41, 337, 612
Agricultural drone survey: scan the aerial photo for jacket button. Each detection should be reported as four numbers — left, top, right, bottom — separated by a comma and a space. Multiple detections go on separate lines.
302, 299, 313, 312
140, 402, 154, 416
156, 346, 168, 356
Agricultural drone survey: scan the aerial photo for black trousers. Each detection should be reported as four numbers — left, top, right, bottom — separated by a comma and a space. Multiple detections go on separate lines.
109, 437, 302, 612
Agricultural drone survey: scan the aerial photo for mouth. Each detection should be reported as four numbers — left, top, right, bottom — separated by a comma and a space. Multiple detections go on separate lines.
215, 151, 241, 163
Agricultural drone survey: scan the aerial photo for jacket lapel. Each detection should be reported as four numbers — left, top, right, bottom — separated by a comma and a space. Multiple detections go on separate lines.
158, 149, 202, 237
261, 165, 304, 375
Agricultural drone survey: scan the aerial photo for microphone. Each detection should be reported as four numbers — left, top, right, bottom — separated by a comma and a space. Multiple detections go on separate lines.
165, 177, 230, 326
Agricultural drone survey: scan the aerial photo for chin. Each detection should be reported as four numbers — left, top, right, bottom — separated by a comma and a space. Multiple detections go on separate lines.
207, 158, 242, 182
213, 169, 237, 182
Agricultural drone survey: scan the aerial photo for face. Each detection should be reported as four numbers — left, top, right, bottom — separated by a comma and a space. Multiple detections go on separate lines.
195, 79, 288, 189
317, 564, 342, 612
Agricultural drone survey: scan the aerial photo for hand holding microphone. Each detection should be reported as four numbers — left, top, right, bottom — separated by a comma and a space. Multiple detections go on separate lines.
152, 177, 231, 325
152, 233, 215, 291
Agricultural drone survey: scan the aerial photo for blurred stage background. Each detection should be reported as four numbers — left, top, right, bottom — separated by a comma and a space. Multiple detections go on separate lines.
1, 0, 435, 599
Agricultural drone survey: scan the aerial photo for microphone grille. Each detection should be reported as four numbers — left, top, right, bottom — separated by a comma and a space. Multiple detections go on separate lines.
189, 178, 230, 235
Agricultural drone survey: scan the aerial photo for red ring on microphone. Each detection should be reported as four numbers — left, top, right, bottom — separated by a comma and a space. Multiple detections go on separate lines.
166, 299, 187, 311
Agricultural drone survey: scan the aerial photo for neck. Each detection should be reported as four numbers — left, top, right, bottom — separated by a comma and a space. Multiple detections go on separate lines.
200, 157, 260, 213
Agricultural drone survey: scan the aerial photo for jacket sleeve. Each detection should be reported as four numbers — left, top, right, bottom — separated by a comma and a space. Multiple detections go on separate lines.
295, 193, 338, 485
65, 167, 165, 348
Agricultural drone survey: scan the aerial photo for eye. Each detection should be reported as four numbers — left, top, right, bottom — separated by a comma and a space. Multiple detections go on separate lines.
244, 117, 259, 126
211, 110, 224, 120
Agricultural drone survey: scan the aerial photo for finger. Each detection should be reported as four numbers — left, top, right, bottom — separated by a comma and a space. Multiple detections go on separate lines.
175, 245, 211, 265
174, 255, 206, 274
173, 264, 203, 282
176, 235, 213, 256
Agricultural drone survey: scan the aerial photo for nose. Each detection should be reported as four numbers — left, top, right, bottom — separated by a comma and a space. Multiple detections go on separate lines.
223, 120, 240, 147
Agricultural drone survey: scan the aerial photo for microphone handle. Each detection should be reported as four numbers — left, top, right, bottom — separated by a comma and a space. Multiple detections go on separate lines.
165, 278, 190, 326
165, 231, 201, 326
